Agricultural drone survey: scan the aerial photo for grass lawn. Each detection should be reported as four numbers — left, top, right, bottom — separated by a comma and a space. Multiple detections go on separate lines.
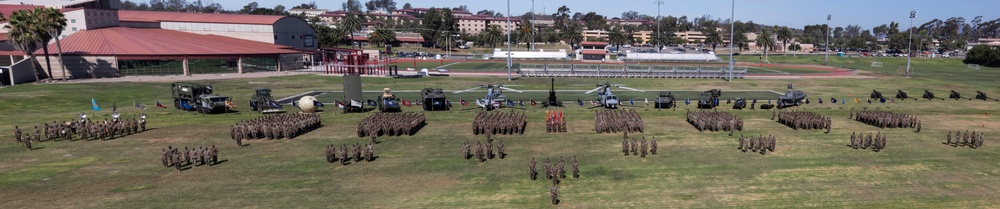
2, 57, 1000, 208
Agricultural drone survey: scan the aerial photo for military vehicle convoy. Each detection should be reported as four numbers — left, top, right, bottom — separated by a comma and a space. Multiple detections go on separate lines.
249, 88, 286, 114
420, 88, 449, 111
171, 82, 231, 114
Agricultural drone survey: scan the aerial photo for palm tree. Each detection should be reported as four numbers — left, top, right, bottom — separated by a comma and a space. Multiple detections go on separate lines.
340, 14, 362, 48
607, 26, 627, 50
5, 10, 43, 82
368, 27, 396, 47
560, 22, 583, 48
517, 18, 534, 49
756, 29, 776, 61
775, 26, 793, 56
733, 32, 749, 52
705, 32, 722, 52
37, 7, 68, 79
480, 25, 504, 48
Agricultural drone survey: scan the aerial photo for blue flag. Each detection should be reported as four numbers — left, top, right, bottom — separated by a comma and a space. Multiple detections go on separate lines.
685, 98, 690, 105
506, 99, 515, 107
577, 99, 584, 107
367, 99, 377, 106
767, 99, 771, 104
752, 98, 757, 104
880, 97, 886, 103
805, 98, 810, 104
518, 99, 524, 106
446, 100, 452, 107
629, 98, 634, 106
842, 98, 845, 104
831, 97, 837, 103
91, 98, 101, 111
314, 100, 325, 107
819, 98, 824, 104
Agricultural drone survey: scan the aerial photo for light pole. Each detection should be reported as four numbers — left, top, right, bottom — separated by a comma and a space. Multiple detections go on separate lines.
906, 10, 916, 78
728, 0, 734, 82
825, 14, 830, 65
506, 0, 512, 81
531, 0, 535, 50
655, 1, 663, 52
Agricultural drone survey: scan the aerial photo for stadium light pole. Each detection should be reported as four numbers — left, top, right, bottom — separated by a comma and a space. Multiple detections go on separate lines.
507, 0, 512, 81
825, 14, 830, 65
906, 10, 917, 78
656, 1, 663, 53
531, 0, 535, 51
728, 0, 734, 82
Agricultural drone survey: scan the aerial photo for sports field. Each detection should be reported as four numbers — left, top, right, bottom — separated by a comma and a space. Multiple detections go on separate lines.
2, 56, 999, 208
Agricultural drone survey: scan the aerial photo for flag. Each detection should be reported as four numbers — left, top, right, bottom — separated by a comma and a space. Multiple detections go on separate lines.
506, 99, 515, 107
867, 98, 872, 104
314, 100, 325, 107
530, 99, 537, 106
518, 99, 525, 106
91, 98, 101, 111
402, 99, 411, 107
890, 98, 894, 103
367, 99, 377, 106
805, 98, 810, 104
767, 99, 771, 104
446, 100, 452, 107
880, 97, 886, 103
577, 99, 584, 107
590, 100, 596, 105
155, 100, 167, 108
831, 97, 837, 103
460, 99, 468, 106
134, 101, 147, 109
842, 98, 845, 104
685, 98, 690, 105
629, 98, 634, 106
112, 101, 117, 112
336, 101, 345, 108
225, 100, 237, 109
645, 98, 649, 106
752, 99, 757, 104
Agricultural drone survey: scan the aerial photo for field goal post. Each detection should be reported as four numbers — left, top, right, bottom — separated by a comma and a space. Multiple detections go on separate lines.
896, 66, 909, 75
871, 61, 883, 68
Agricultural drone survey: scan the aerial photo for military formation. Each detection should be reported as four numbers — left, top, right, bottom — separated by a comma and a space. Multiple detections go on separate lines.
686, 110, 743, 134
326, 143, 376, 165
737, 135, 777, 155
357, 112, 426, 137
848, 132, 887, 152
850, 108, 920, 131
545, 110, 567, 133
463, 137, 505, 162
231, 113, 322, 146
472, 110, 526, 135
774, 110, 832, 133
528, 156, 579, 205
160, 145, 220, 171
943, 131, 985, 148
12, 113, 148, 150
621, 134, 657, 158
594, 109, 643, 134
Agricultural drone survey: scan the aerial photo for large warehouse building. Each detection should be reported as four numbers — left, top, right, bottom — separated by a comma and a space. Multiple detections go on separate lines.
0, 0, 316, 85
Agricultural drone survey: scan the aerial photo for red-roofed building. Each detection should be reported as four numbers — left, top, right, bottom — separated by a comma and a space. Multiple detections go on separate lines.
458, 15, 521, 35
118, 10, 317, 50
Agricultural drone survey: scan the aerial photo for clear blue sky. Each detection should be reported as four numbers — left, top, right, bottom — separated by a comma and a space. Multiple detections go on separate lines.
219, 0, 998, 29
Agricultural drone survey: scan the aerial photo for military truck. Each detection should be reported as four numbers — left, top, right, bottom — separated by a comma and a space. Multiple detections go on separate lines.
249, 88, 286, 114
696, 89, 722, 109
421, 88, 449, 111
377, 88, 401, 112
171, 82, 231, 114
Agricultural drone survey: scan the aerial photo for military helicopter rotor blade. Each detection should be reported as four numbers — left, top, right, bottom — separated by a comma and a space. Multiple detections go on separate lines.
498, 86, 523, 93
584, 86, 603, 94
453, 86, 482, 94
617, 86, 646, 92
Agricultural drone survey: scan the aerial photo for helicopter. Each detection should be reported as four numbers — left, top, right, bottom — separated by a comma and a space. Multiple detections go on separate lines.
585, 83, 645, 109
453, 84, 523, 111
776, 83, 807, 109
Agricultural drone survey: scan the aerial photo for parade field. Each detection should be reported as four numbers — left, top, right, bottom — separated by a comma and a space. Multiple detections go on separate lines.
2, 56, 1000, 208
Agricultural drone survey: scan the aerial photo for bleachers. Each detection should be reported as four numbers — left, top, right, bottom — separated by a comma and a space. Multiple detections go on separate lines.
491, 49, 569, 60
518, 64, 746, 79
622, 53, 721, 62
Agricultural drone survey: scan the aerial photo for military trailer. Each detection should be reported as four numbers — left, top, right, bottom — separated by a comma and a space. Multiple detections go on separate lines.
421, 88, 449, 111
249, 88, 286, 114
171, 82, 230, 114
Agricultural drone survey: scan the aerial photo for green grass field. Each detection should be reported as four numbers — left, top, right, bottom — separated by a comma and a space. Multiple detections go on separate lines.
2, 56, 1000, 208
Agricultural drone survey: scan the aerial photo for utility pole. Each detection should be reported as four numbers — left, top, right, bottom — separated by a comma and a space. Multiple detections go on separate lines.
907, 10, 917, 78
656, 1, 664, 53
507, 0, 512, 81
728, 0, 734, 82
825, 14, 831, 65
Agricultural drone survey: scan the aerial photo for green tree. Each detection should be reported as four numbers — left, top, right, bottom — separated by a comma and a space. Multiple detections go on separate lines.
5, 10, 43, 81
517, 18, 534, 49
607, 26, 627, 50
788, 44, 802, 57
419, 8, 457, 48
775, 26, 793, 56
340, 14, 362, 48
560, 22, 583, 47
479, 25, 504, 47
37, 7, 68, 79
704, 32, 722, 52
369, 27, 396, 47
756, 28, 776, 60
964, 45, 999, 67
